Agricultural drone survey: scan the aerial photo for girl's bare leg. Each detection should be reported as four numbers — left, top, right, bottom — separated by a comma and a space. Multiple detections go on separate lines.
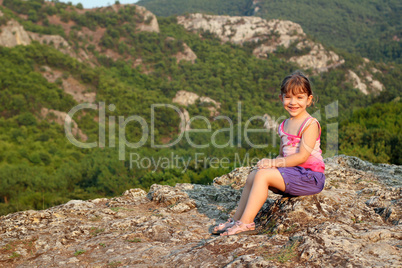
239, 168, 285, 224
232, 169, 258, 221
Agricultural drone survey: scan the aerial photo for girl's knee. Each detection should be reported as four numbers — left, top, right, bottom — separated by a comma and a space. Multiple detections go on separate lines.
246, 168, 285, 192
254, 168, 278, 183
254, 169, 269, 180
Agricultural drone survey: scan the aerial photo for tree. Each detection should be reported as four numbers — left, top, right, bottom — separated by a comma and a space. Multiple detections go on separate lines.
76, 3, 83, 10
28, 9, 38, 23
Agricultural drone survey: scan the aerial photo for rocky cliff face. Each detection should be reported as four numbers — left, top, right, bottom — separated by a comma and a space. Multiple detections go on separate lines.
172, 90, 221, 112
165, 37, 197, 64
0, 19, 86, 61
0, 155, 400, 267
0, 19, 31, 47
40, 107, 88, 142
346, 58, 385, 95
177, 13, 344, 73
129, 5, 160, 33
40, 66, 96, 103
172, 90, 221, 132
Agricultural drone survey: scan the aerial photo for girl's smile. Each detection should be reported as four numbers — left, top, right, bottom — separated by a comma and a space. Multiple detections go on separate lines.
279, 92, 313, 119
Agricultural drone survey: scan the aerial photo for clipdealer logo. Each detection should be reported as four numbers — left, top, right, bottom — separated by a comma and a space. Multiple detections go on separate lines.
64, 101, 338, 169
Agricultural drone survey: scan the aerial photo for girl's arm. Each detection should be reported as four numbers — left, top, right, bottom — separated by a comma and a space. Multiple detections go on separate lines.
259, 121, 319, 168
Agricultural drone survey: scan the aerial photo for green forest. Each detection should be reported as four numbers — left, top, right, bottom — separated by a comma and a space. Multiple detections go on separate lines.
0, 0, 400, 215
137, 0, 401, 64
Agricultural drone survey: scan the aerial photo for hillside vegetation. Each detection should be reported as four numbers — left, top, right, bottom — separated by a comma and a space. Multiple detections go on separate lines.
137, 0, 401, 63
0, 0, 400, 215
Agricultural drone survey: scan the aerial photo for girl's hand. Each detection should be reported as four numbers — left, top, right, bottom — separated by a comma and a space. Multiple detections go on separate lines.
257, 158, 275, 169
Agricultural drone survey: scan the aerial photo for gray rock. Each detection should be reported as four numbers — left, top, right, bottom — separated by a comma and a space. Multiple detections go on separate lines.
106, 188, 148, 207
213, 166, 253, 190
0, 155, 400, 267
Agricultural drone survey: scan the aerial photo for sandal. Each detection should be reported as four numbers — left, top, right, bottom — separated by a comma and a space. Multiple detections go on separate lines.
220, 221, 257, 236
211, 218, 236, 235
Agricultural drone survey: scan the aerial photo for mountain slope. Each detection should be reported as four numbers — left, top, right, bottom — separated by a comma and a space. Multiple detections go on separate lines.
135, 0, 251, 16
137, 0, 402, 63
0, 0, 400, 217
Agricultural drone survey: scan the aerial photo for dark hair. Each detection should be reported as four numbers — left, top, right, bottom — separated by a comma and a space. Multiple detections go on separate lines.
280, 71, 316, 106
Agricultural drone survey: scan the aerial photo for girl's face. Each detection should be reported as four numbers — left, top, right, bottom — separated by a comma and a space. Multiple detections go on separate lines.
279, 92, 313, 118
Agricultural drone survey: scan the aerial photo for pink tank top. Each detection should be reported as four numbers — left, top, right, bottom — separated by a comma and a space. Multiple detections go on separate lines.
278, 117, 325, 172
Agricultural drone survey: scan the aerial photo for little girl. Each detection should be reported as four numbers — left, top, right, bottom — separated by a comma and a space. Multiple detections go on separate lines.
214, 71, 325, 236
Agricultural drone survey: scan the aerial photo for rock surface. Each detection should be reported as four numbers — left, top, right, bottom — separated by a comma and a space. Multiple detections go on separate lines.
40, 66, 96, 103
347, 70, 369, 95
347, 65, 385, 95
174, 42, 197, 64
0, 19, 84, 61
172, 90, 221, 117
0, 155, 401, 267
40, 107, 88, 142
165, 37, 197, 64
177, 13, 344, 72
0, 20, 32, 47
289, 42, 344, 72
135, 5, 160, 33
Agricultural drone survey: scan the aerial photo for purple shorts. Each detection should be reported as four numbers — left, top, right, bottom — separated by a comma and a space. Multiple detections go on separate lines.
277, 166, 325, 197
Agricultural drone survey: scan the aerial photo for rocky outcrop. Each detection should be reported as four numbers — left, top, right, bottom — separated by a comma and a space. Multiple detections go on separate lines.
40, 107, 87, 141
0, 20, 31, 47
40, 66, 96, 103
289, 42, 345, 72
213, 166, 253, 190
177, 13, 344, 72
165, 37, 197, 64
134, 5, 160, 33
172, 89, 221, 132
175, 43, 197, 64
346, 57, 385, 94
29, 31, 81, 59
179, 107, 190, 131
172, 90, 200, 106
177, 14, 303, 46
366, 75, 384, 92
348, 70, 369, 94
106, 188, 148, 207
0, 19, 85, 61
347, 69, 385, 95
0, 155, 401, 267
172, 90, 221, 117
172, 90, 221, 133
250, 0, 262, 14
148, 184, 197, 213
